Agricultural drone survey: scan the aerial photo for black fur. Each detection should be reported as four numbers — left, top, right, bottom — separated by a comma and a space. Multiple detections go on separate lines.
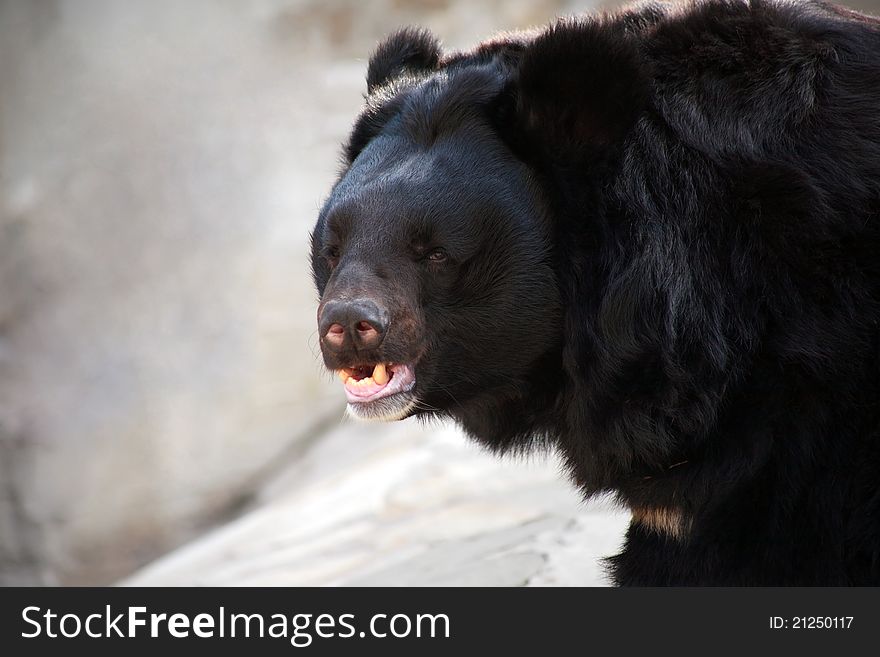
367, 27, 442, 93
311, 0, 880, 585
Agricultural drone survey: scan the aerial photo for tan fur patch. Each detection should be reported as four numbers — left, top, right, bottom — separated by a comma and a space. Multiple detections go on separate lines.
631, 506, 691, 540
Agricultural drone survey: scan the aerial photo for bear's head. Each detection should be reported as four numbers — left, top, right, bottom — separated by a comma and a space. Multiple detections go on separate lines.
311, 23, 648, 450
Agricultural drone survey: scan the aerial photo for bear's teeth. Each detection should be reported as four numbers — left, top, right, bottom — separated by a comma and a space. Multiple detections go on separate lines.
338, 365, 390, 387
373, 363, 389, 385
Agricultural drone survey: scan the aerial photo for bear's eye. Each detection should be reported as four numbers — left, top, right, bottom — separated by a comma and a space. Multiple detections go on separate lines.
426, 248, 447, 263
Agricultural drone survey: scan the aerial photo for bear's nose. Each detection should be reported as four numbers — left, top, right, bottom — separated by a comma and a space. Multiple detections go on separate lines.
319, 299, 388, 352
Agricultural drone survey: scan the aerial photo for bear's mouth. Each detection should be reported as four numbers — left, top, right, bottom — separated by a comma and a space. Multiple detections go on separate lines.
335, 362, 417, 420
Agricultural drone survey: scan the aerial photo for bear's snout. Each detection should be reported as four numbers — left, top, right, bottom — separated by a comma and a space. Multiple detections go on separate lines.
319, 298, 389, 354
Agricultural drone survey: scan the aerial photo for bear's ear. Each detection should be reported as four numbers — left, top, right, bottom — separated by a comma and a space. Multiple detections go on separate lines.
515, 20, 649, 156
367, 27, 442, 93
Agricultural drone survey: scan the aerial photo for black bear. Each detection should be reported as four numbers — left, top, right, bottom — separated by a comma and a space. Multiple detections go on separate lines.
310, 0, 880, 585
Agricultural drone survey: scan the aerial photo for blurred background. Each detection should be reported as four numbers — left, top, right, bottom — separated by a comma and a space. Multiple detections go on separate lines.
2, 0, 877, 586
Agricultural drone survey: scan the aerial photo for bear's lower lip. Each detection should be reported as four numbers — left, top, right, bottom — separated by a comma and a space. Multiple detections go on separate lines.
346, 390, 418, 422
340, 363, 416, 403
